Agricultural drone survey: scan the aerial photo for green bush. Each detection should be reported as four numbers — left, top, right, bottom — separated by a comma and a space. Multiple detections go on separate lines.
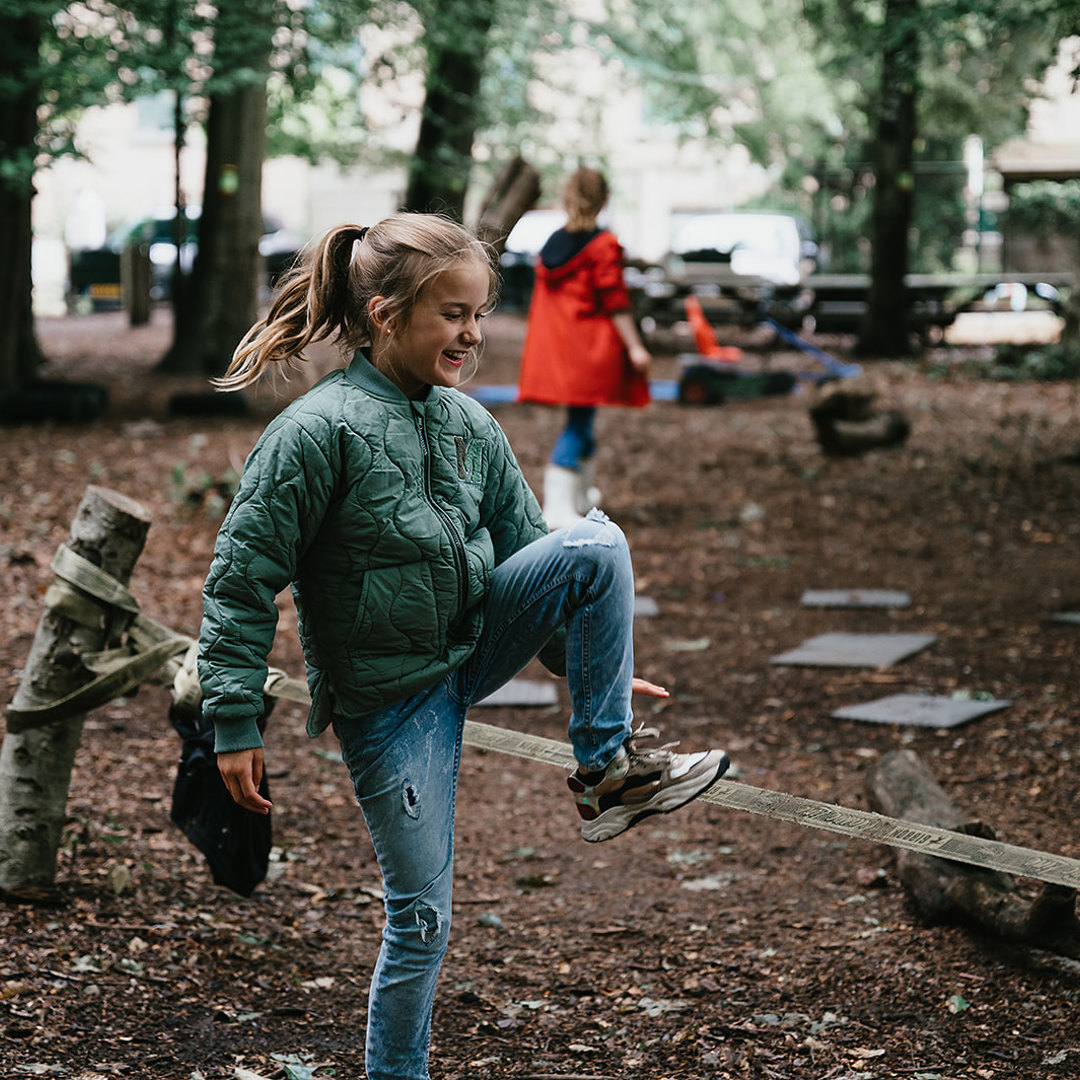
991, 342, 1080, 382
1005, 180, 1080, 237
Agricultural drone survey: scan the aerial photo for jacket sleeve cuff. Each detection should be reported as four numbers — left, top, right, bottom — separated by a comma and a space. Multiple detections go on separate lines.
212, 714, 265, 754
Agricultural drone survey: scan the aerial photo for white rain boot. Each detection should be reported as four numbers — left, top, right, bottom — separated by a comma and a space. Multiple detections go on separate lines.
576, 457, 602, 515
543, 464, 585, 530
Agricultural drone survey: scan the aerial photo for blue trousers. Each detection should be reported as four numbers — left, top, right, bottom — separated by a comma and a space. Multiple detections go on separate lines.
550, 405, 597, 469
331, 510, 637, 1080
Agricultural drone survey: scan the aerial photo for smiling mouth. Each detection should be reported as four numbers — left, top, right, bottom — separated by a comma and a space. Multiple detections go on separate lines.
443, 350, 468, 365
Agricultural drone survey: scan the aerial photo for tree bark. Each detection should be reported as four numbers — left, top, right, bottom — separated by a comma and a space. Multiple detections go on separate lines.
867, 749, 1079, 958
0, 12, 47, 396
159, 82, 268, 376
159, 0, 272, 376
0, 487, 151, 896
404, 0, 497, 220
857, 0, 919, 358
473, 155, 541, 254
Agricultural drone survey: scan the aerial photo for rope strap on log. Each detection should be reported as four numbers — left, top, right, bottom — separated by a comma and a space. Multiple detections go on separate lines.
4, 545, 191, 734
458, 722, 1080, 891
231, 669, 1080, 892
7, 549, 1078, 892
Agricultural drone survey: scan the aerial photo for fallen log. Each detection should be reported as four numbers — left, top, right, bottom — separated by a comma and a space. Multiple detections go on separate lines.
808, 375, 910, 457
866, 749, 1079, 958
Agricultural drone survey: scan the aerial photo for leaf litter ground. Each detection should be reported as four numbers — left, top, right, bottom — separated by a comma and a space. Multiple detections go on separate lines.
1, 310, 1079, 1080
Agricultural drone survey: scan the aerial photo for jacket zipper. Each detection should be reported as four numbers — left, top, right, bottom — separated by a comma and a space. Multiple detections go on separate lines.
415, 412, 469, 615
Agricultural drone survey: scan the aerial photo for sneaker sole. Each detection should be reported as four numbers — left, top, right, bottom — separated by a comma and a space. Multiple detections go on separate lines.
580, 750, 730, 843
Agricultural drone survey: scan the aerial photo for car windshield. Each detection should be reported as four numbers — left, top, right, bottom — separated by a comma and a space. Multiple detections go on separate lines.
671, 214, 794, 260
504, 210, 567, 255
106, 210, 202, 250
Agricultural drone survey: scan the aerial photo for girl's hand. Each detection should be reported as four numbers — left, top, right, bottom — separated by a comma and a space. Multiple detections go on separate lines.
217, 748, 274, 814
627, 342, 652, 373
632, 677, 669, 698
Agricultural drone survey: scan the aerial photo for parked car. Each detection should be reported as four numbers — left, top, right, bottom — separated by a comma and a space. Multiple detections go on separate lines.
497, 208, 567, 311
634, 211, 820, 332
66, 207, 303, 313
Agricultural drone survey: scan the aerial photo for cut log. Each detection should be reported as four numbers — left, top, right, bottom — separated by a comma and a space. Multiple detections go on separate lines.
473, 155, 541, 255
809, 377, 910, 456
0, 486, 151, 898
867, 749, 1079, 958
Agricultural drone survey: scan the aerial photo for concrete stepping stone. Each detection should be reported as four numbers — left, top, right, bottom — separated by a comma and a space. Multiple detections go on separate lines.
770, 631, 937, 668
475, 679, 559, 707
634, 595, 660, 618
800, 589, 911, 609
831, 693, 1012, 728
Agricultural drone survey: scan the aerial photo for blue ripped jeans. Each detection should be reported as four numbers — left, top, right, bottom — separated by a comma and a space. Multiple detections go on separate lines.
331, 510, 636, 1080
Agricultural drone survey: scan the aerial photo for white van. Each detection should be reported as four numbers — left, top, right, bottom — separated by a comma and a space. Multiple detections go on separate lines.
667, 211, 819, 287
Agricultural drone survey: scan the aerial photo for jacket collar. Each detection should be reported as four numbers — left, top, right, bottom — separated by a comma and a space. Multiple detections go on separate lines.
344, 349, 444, 411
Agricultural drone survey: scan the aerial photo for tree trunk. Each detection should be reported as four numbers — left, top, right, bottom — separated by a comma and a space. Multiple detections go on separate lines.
159, 83, 268, 376
473, 155, 541, 254
857, 0, 919, 358
404, 0, 497, 219
867, 749, 1080, 958
0, 12, 47, 397
0, 487, 151, 897
159, 1, 272, 377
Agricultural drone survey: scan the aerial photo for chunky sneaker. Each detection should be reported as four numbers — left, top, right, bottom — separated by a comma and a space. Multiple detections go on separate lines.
567, 726, 730, 842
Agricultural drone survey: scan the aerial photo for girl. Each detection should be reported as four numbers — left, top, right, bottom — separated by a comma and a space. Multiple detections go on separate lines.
198, 212, 728, 1080
518, 168, 652, 528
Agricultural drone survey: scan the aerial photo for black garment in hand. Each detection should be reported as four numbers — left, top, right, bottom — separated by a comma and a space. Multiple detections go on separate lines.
168, 701, 272, 897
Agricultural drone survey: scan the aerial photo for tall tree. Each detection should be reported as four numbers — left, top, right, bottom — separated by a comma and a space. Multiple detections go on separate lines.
404, 0, 498, 218
158, 0, 276, 375
0, 6, 48, 396
859, 0, 919, 356
0, 0, 147, 399
801, 0, 1069, 355
155, 0, 374, 374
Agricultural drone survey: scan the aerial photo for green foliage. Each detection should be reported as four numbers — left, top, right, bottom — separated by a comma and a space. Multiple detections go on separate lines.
991, 342, 1080, 382
1005, 180, 1080, 238
794, 1, 1070, 275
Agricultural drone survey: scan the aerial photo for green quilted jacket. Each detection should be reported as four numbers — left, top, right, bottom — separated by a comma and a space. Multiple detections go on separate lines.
199, 352, 562, 754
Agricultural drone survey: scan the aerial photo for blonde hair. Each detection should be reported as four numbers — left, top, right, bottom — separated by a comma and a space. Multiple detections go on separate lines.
217, 212, 498, 390
562, 168, 610, 232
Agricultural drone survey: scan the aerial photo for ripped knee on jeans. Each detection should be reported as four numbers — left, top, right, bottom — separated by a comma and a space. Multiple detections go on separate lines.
561, 508, 620, 549
386, 896, 449, 951
412, 900, 444, 946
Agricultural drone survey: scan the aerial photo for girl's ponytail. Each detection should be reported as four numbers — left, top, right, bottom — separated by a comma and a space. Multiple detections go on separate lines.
215, 224, 368, 391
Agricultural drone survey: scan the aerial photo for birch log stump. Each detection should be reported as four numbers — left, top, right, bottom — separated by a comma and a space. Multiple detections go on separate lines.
867, 749, 1080, 958
0, 486, 151, 897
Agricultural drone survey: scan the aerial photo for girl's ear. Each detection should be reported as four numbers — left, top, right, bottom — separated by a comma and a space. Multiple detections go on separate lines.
368, 295, 392, 335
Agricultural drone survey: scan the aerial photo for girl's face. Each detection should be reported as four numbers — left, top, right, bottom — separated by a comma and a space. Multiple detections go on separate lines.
372, 262, 490, 399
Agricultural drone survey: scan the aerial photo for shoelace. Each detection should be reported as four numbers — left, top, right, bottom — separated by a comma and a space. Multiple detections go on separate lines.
625, 724, 680, 762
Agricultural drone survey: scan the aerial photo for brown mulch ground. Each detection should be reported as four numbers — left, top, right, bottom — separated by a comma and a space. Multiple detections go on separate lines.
2, 309, 1079, 1080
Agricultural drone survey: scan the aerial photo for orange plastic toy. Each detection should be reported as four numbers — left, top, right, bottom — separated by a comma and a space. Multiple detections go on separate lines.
684, 295, 743, 363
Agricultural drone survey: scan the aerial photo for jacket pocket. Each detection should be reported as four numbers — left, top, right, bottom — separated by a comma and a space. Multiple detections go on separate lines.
305, 670, 337, 737
344, 572, 373, 650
